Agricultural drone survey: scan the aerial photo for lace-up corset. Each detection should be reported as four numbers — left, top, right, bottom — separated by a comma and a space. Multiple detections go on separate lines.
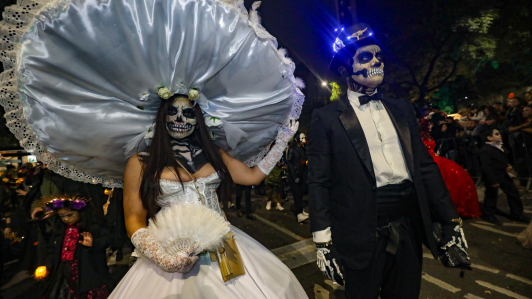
157, 172, 223, 215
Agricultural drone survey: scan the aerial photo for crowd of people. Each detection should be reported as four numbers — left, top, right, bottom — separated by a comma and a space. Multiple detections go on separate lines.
0, 162, 128, 298
0, 0, 531, 297
418, 92, 532, 225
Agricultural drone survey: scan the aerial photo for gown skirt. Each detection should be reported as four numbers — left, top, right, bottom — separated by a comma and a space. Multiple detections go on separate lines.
109, 226, 308, 299
432, 155, 482, 218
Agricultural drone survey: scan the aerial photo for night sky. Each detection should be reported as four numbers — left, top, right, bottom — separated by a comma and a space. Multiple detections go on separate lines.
243, 0, 340, 82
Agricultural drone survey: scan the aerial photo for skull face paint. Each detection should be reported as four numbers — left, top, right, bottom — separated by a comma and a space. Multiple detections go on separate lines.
166, 97, 196, 139
351, 45, 384, 89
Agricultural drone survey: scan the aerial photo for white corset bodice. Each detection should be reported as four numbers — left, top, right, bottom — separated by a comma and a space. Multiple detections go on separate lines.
157, 172, 222, 214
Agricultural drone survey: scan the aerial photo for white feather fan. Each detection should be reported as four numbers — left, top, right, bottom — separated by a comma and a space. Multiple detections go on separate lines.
148, 204, 231, 254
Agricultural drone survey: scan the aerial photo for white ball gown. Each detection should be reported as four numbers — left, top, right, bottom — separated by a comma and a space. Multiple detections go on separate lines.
109, 173, 308, 299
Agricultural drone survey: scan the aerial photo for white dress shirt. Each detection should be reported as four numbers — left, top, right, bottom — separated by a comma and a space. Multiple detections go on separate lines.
347, 90, 411, 187
313, 90, 412, 243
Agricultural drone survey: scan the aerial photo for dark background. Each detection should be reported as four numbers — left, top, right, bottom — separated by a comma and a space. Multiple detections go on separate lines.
2, 0, 532, 144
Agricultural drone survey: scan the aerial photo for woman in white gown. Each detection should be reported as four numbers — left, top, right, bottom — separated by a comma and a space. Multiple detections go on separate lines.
0, 0, 308, 297
109, 95, 307, 298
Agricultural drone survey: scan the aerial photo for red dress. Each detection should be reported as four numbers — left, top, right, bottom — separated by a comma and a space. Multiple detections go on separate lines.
423, 137, 481, 218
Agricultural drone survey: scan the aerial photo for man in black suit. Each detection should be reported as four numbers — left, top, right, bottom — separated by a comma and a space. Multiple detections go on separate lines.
479, 128, 530, 225
308, 24, 470, 299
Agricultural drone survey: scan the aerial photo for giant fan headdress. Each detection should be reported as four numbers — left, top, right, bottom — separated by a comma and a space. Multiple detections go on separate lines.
0, 0, 304, 187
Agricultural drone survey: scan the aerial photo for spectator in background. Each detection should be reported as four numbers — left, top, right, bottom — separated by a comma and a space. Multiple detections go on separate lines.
430, 105, 446, 139
478, 115, 507, 136
235, 184, 254, 219
438, 117, 460, 162
484, 107, 498, 121
458, 108, 470, 127
504, 95, 525, 129
464, 120, 482, 136
493, 102, 506, 119
525, 90, 532, 105
510, 105, 532, 135
468, 105, 485, 122
479, 129, 530, 225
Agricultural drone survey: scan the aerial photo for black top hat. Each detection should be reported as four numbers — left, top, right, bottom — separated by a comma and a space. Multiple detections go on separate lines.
330, 23, 385, 73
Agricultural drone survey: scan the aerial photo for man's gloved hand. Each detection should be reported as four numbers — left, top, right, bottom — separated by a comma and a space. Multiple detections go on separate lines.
316, 242, 344, 285
433, 220, 471, 274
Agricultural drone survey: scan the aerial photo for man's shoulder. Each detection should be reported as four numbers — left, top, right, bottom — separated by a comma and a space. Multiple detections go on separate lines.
312, 99, 344, 119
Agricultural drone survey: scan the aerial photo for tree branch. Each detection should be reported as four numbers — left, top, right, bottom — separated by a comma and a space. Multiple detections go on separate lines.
428, 57, 462, 92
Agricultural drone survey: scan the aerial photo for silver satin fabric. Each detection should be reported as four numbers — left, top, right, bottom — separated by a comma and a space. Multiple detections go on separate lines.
18, 0, 296, 181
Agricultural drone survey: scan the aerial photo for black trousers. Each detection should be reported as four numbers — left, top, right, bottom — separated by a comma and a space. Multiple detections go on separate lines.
345, 182, 423, 299
235, 184, 252, 214
288, 178, 304, 214
483, 174, 524, 218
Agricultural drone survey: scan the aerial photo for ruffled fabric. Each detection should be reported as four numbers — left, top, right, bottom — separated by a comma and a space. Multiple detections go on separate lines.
0, 0, 304, 187
423, 138, 481, 218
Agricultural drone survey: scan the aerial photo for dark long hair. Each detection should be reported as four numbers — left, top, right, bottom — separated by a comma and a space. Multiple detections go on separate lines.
139, 95, 233, 219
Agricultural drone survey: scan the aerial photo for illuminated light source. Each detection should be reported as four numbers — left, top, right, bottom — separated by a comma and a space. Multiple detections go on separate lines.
35, 266, 47, 279
465, 97, 468, 99
369, 33, 373, 36
322, 82, 327, 86
104, 189, 110, 195
334, 28, 338, 32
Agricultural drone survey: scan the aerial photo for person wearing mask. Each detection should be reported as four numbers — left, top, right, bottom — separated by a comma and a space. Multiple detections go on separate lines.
308, 24, 469, 298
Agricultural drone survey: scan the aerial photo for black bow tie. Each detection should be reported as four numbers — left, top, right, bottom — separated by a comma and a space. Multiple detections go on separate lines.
358, 93, 383, 106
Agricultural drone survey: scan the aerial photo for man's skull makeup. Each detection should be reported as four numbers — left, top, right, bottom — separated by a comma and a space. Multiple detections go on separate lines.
166, 97, 196, 139
351, 45, 384, 89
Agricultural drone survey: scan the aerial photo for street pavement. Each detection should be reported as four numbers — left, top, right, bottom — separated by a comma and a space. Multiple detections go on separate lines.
2, 186, 532, 299
225, 186, 532, 299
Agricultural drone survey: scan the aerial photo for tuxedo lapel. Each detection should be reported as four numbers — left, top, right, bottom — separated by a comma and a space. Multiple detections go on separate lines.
381, 98, 415, 177
338, 96, 376, 180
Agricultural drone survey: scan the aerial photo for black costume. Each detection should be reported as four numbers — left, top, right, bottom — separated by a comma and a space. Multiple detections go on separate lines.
41, 220, 113, 298
479, 144, 524, 219
286, 142, 306, 215
308, 92, 460, 297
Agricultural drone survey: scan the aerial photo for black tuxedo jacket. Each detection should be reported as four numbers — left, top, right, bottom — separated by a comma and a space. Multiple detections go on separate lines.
307, 95, 458, 270
479, 144, 511, 186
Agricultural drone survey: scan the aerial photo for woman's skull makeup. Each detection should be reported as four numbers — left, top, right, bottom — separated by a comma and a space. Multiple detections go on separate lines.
351, 44, 384, 88
166, 97, 197, 139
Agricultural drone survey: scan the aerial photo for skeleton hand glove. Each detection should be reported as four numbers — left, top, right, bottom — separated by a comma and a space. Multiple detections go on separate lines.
433, 221, 471, 275
257, 120, 299, 175
316, 242, 344, 286
131, 228, 199, 273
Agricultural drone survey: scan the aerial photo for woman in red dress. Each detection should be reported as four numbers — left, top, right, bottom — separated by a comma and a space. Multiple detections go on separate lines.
420, 119, 481, 218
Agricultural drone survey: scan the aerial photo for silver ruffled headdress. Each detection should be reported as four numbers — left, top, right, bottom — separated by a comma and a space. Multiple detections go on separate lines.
0, 0, 304, 187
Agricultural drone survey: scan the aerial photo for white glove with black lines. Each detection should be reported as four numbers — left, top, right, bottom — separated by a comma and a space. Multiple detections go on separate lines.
316, 243, 344, 285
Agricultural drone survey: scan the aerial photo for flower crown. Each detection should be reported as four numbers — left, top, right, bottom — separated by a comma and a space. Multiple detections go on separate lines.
157, 87, 199, 101
40, 195, 91, 210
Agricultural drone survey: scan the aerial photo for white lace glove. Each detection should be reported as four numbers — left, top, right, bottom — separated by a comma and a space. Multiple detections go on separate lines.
131, 228, 200, 273
257, 120, 299, 175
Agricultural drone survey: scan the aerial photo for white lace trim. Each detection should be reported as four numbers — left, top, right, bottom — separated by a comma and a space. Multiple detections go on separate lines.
0, 0, 304, 187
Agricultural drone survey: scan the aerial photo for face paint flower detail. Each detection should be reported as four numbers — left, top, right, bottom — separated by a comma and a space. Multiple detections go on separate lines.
158, 87, 173, 100
188, 89, 199, 101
